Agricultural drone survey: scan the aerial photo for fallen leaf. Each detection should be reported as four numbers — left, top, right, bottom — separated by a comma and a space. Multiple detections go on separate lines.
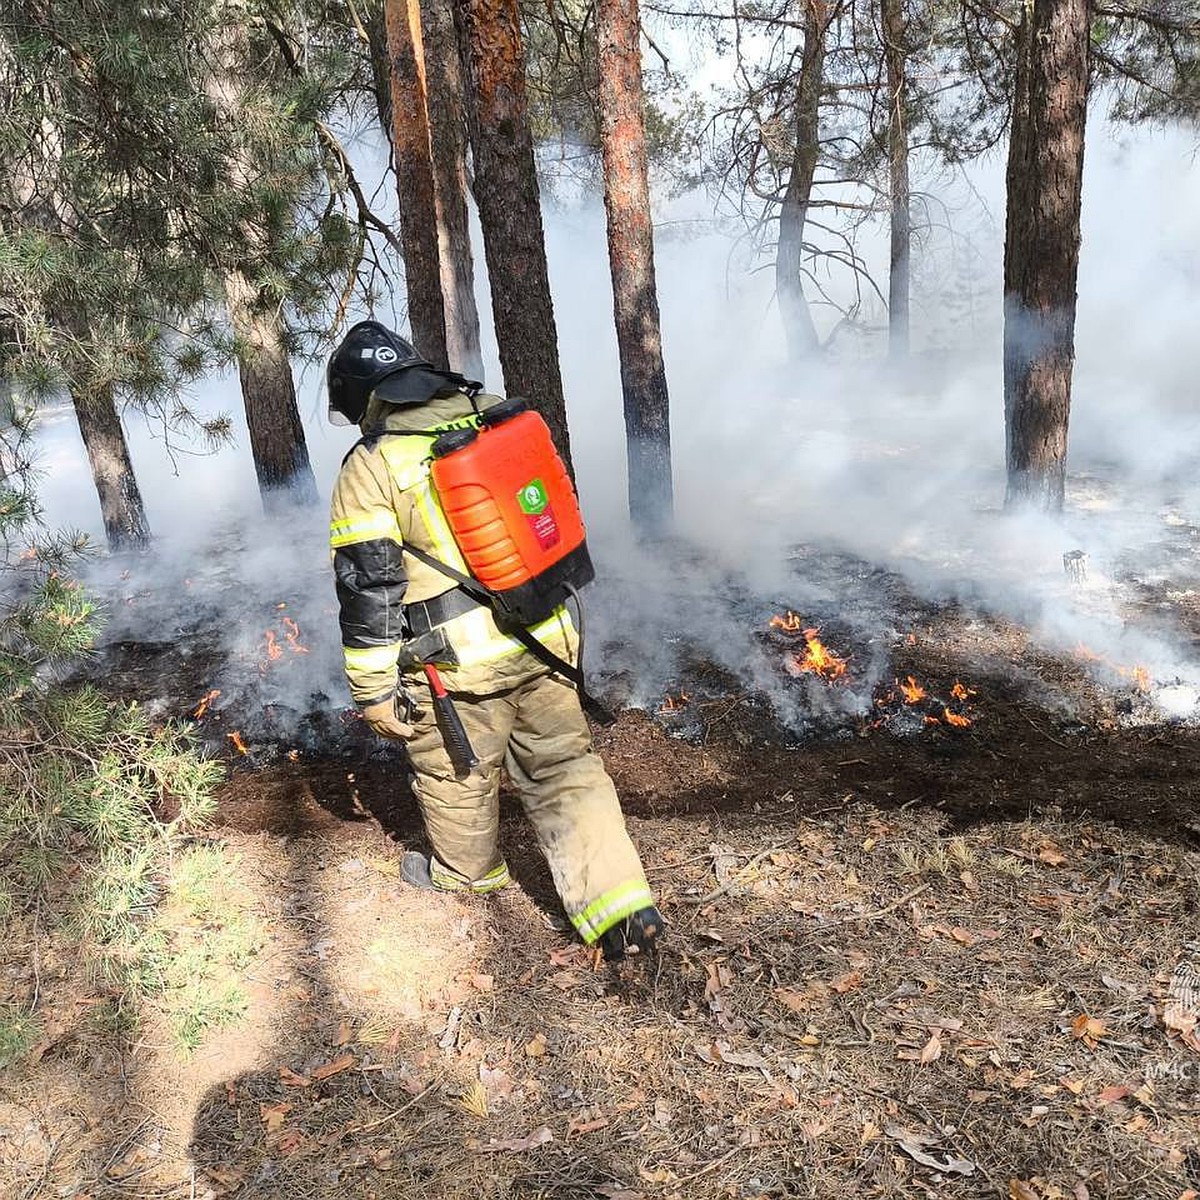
1037, 842, 1068, 866
278, 1065, 311, 1087
525, 1032, 548, 1058
1071, 1014, 1108, 1048
830, 970, 863, 994
1009, 1181, 1039, 1200
260, 1102, 292, 1132
594, 1187, 646, 1200
896, 1138, 976, 1175
479, 1062, 514, 1100
277, 1129, 305, 1154
334, 1019, 353, 1046
1059, 1076, 1084, 1095
919, 1032, 943, 1064
949, 927, 977, 947
567, 1115, 610, 1136
311, 1053, 355, 1082
694, 1041, 771, 1072
653, 1097, 673, 1126
475, 1125, 554, 1153
1097, 1084, 1131, 1105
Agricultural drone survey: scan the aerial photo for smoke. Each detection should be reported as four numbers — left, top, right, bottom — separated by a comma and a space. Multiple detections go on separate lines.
32, 117, 1200, 743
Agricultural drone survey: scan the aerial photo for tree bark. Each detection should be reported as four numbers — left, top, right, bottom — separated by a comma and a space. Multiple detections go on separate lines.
384, 0, 449, 369
597, 0, 673, 530
422, 0, 485, 380
208, 34, 319, 511
453, 0, 573, 471
776, 0, 827, 361
1002, 0, 1089, 511
71, 385, 150, 550
224, 270, 320, 512
881, 0, 911, 359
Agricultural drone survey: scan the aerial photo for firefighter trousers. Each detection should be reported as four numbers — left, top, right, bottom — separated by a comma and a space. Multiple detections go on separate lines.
402, 670, 655, 944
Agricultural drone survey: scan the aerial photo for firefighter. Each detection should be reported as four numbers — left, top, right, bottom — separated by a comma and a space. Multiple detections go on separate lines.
326, 320, 663, 960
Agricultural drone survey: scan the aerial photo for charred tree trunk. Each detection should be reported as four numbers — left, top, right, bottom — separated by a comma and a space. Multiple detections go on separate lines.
423, 0, 485, 380
776, 0, 828, 361
384, 0, 449, 368
224, 271, 320, 511
1002, 0, 1089, 511
597, 0, 673, 530
454, 0, 573, 471
881, 0, 911, 359
71, 384, 150, 550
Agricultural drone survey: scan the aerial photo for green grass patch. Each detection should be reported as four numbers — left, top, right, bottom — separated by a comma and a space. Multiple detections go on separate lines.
154, 844, 265, 1052
0, 1003, 42, 1069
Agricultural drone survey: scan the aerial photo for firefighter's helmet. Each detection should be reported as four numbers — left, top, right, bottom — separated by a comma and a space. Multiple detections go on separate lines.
327, 320, 435, 426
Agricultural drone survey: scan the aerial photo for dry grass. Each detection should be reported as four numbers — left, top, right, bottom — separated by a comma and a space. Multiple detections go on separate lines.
6, 798, 1194, 1200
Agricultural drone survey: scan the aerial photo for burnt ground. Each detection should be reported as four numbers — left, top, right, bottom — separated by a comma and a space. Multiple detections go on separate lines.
4, 570, 1200, 1200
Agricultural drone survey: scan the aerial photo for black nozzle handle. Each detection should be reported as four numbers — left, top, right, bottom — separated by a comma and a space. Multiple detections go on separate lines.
422, 664, 479, 778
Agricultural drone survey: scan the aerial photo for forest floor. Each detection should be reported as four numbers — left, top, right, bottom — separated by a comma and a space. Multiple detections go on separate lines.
3, 567, 1200, 1200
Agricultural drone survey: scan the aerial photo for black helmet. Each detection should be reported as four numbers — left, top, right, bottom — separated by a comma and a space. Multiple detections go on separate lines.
326, 320, 434, 426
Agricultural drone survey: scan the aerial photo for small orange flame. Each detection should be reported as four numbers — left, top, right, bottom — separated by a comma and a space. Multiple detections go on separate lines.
192, 689, 221, 719
899, 676, 926, 704
791, 628, 848, 680
283, 616, 309, 655
943, 708, 972, 728
659, 690, 691, 712
227, 731, 248, 755
1118, 664, 1151, 692
769, 611, 805, 634
264, 630, 283, 662
950, 681, 974, 702
1073, 643, 1102, 663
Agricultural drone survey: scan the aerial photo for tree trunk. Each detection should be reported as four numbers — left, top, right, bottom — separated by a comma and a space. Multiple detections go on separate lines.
776, 0, 827, 360
597, 0, 673, 530
207, 35, 319, 511
453, 0, 573, 471
384, 0, 449, 368
224, 270, 320, 512
71, 385, 150, 550
1002, 0, 1089, 511
881, 0, 911, 359
423, 0, 485, 380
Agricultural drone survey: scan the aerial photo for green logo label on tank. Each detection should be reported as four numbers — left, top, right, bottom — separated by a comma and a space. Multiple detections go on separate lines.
517, 478, 548, 515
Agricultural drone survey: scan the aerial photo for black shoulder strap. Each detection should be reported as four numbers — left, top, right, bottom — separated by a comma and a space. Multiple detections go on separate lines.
399, 541, 614, 725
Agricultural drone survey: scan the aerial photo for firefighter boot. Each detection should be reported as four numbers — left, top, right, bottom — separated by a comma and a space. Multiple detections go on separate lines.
400, 851, 436, 891
599, 906, 664, 962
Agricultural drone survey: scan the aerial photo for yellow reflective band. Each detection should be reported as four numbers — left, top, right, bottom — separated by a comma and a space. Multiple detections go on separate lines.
330, 511, 402, 548
430, 859, 511, 893
447, 608, 575, 668
412, 477, 468, 571
571, 880, 656, 943
343, 643, 401, 672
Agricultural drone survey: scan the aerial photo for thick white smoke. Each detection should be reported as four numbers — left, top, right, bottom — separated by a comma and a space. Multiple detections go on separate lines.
32, 117, 1200, 737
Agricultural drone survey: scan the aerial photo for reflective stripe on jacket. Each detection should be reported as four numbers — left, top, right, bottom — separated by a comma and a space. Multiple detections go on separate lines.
329, 390, 577, 704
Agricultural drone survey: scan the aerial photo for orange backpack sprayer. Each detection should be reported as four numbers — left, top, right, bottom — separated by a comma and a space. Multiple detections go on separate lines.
429, 398, 594, 626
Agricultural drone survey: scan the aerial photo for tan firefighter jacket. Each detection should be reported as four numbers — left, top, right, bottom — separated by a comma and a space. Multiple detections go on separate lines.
329, 389, 578, 705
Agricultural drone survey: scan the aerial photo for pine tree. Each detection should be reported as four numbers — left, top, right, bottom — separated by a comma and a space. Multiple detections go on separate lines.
597, 0, 674, 529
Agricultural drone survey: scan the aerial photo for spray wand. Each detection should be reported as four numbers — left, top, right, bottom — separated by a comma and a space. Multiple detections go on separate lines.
421, 663, 479, 777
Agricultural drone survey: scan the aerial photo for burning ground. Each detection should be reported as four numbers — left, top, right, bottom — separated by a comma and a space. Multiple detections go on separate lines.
4, 518, 1200, 1200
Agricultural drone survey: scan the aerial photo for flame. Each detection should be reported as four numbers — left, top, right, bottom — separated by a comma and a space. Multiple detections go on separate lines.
227, 731, 248, 755
659, 690, 691, 712
769, 611, 805, 634
791, 629, 848, 680
264, 630, 283, 662
1117, 664, 1151, 692
943, 708, 971, 728
283, 616, 309, 654
192, 689, 221, 719
950, 681, 975, 701
1073, 643, 1102, 663
899, 676, 925, 704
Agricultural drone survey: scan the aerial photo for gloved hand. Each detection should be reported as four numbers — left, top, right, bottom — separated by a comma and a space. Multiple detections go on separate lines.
360, 695, 415, 741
